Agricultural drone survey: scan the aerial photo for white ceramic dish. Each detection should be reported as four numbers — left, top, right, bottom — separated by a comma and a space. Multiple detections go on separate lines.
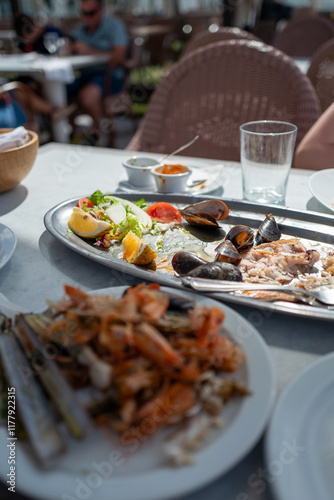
265, 351, 334, 500
0, 286, 276, 500
117, 163, 224, 195
308, 169, 334, 213
122, 156, 160, 188
151, 163, 192, 193
0, 222, 17, 270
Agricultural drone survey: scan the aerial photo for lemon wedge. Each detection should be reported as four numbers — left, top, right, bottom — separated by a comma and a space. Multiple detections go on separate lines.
122, 231, 157, 266
68, 207, 111, 238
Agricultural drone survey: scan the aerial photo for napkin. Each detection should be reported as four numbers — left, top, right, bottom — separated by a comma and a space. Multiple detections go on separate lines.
0, 126, 30, 152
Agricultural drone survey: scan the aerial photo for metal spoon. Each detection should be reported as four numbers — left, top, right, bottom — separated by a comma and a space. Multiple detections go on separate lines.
187, 178, 207, 188
159, 135, 199, 163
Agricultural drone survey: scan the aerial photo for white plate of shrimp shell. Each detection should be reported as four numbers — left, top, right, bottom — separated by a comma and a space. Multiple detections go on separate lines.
1, 286, 276, 500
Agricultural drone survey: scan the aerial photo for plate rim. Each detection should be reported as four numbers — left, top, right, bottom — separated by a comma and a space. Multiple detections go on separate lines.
308, 169, 334, 213
0, 285, 276, 500
44, 194, 334, 321
265, 351, 334, 500
0, 222, 17, 270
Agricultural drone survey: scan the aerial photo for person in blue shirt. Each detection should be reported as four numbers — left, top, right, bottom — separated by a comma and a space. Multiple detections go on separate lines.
68, 0, 129, 142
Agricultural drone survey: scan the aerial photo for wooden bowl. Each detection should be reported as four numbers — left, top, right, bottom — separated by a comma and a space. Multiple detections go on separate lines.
0, 129, 39, 194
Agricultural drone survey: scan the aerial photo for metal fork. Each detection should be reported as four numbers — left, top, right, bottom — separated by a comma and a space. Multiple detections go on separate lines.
181, 277, 334, 306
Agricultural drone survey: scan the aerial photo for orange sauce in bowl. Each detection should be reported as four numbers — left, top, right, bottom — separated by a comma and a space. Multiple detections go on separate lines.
156, 164, 189, 175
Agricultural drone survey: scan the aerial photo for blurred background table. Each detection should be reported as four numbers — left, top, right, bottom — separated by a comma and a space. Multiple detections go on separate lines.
0, 143, 334, 500
0, 53, 109, 143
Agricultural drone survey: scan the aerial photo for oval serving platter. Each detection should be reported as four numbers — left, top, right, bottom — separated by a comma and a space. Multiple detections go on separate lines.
44, 193, 334, 321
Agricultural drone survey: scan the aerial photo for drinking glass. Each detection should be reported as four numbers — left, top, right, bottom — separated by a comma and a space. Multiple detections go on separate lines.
240, 120, 297, 205
43, 32, 60, 55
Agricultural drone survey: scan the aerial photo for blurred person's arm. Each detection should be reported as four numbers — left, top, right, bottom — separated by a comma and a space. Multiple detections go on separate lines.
294, 103, 334, 170
71, 40, 127, 65
0, 89, 13, 106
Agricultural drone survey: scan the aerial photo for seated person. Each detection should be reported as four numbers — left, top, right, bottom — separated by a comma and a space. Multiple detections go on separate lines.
68, 0, 129, 142
13, 13, 66, 98
14, 13, 64, 55
294, 103, 334, 170
0, 82, 74, 134
0, 87, 28, 129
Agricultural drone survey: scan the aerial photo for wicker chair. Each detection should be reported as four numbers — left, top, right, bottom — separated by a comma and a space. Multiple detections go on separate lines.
307, 38, 334, 112
181, 27, 260, 58
126, 40, 321, 162
272, 14, 334, 58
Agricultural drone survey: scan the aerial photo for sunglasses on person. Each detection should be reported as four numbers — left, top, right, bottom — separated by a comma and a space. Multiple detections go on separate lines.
81, 7, 100, 17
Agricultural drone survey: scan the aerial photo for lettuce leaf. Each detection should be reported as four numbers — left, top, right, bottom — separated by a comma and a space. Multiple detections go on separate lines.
90, 190, 104, 206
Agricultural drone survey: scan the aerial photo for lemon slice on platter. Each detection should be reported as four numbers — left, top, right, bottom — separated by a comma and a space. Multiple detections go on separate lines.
68, 207, 112, 238
122, 230, 157, 266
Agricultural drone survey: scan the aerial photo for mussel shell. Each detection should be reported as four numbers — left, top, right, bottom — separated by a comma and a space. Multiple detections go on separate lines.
180, 200, 229, 225
172, 252, 207, 276
167, 295, 195, 311
180, 210, 219, 227
186, 262, 242, 281
225, 225, 254, 251
214, 240, 241, 266
185, 224, 226, 242
254, 214, 281, 246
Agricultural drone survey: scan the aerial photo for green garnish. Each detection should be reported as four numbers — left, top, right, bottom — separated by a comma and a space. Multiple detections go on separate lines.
90, 190, 104, 206
156, 236, 164, 252
135, 198, 149, 210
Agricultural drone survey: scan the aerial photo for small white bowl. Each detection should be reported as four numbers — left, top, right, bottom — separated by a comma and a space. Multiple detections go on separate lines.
122, 156, 160, 188
151, 163, 192, 193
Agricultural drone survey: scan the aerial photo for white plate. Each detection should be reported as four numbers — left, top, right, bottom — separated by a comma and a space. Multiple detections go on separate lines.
0, 222, 16, 270
117, 164, 225, 195
265, 351, 334, 500
308, 169, 334, 213
0, 286, 276, 500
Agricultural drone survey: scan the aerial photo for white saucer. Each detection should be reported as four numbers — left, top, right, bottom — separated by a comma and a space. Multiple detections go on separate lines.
266, 351, 334, 500
117, 164, 225, 195
0, 222, 17, 271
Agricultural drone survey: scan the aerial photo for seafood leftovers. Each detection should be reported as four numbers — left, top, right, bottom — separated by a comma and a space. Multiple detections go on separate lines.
0, 284, 249, 468
65, 193, 334, 304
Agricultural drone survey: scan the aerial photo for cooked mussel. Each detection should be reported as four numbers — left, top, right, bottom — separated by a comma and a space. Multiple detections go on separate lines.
172, 251, 208, 276
225, 225, 254, 251
186, 262, 242, 281
214, 240, 241, 266
180, 210, 219, 227
180, 200, 229, 226
254, 214, 281, 246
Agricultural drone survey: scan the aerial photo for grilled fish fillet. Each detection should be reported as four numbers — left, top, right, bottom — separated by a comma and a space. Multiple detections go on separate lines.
239, 238, 320, 284
323, 252, 334, 275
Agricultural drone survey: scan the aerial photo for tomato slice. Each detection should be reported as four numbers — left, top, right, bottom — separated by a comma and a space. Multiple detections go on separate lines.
146, 202, 182, 224
76, 197, 94, 209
